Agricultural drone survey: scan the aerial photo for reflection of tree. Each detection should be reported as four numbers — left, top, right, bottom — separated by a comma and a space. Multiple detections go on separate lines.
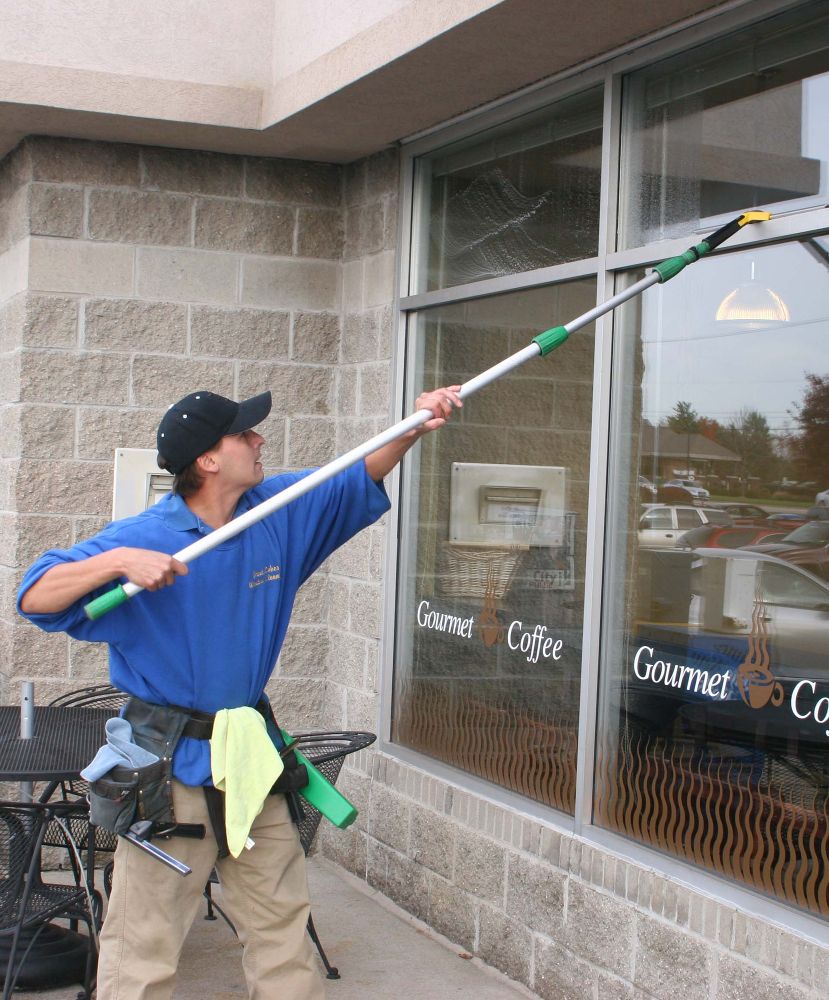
718, 409, 779, 486
667, 401, 699, 476
790, 373, 829, 487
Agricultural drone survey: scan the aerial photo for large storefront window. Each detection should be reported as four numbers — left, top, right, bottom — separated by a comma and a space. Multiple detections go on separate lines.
621, 5, 829, 248
393, 282, 595, 813
597, 240, 829, 918
413, 87, 602, 292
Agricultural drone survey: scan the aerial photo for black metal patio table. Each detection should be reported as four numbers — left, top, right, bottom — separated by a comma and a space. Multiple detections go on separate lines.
0, 705, 112, 783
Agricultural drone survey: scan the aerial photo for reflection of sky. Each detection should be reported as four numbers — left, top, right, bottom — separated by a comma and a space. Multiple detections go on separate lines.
640, 241, 829, 433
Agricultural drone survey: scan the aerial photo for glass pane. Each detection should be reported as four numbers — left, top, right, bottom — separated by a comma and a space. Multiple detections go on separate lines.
597, 238, 829, 919
393, 280, 596, 813
413, 88, 602, 292
620, 5, 829, 248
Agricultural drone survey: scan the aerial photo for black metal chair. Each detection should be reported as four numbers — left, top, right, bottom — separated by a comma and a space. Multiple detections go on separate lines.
0, 799, 98, 1000
203, 730, 376, 980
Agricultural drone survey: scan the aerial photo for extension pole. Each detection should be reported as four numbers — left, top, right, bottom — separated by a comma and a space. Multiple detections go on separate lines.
84, 210, 770, 621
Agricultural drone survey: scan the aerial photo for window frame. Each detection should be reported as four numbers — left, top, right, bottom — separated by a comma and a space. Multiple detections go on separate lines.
381, 0, 829, 941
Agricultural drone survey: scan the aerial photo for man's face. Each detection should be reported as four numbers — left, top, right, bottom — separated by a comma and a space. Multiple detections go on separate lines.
209, 428, 265, 491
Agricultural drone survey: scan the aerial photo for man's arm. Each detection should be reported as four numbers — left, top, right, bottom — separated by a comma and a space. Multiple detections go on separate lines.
364, 386, 462, 482
19, 548, 188, 615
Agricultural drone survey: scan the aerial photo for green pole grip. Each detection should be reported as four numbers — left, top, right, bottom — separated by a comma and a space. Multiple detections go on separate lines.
652, 242, 710, 283
84, 585, 129, 621
282, 730, 358, 829
532, 325, 569, 356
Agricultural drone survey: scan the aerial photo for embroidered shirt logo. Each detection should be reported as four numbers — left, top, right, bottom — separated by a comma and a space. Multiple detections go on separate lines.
248, 564, 281, 589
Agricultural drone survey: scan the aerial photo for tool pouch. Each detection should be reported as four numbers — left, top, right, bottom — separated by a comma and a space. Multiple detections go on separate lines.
89, 757, 172, 835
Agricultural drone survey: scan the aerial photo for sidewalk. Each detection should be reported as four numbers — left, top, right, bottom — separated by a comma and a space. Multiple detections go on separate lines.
16, 857, 535, 999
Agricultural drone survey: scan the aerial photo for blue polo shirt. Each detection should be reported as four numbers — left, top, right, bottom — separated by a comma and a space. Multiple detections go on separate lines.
17, 463, 390, 785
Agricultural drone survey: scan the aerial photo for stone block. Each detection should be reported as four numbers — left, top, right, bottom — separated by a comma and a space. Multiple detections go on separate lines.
633, 913, 712, 1000
286, 416, 336, 466
336, 417, 378, 455
276, 625, 328, 677
191, 305, 289, 360
325, 529, 371, 579
344, 687, 378, 732
245, 158, 341, 207
131, 356, 234, 406
85, 299, 188, 353
28, 184, 84, 238
20, 350, 129, 406
364, 251, 395, 308
194, 199, 293, 255
505, 854, 566, 935
427, 874, 476, 952
358, 363, 390, 417
29, 238, 135, 296
237, 362, 332, 416
368, 782, 409, 854
327, 578, 350, 630
291, 312, 340, 364
368, 529, 384, 582
136, 247, 238, 305
68, 638, 109, 682
27, 137, 140, 187
142, 147, 242, 197
10, 616, 70, 677
72, 516, 109, 544
383, 197, 399, 251
0, 240, 28, 308
335, 367, 357, 416
318, 822, 367, 878
366, 149, 399, 198
348, 581, 381, 640
342, 259, 363, 313
242, 257, 340, 312
12, 458, 111, 516
2, 512, 72, 567
326, 630, 368, 689
344, 202, 384, 261
561, 879, 633, 977
454, 827, 506, 904
341, 312, 379, 363
89, 189, 192, 246
14, 403, 76, 459
366, 836, 391, 894
296, 208, 343, 260
385, 847, 430, 923
263, 676, 324, 731
0, 187, 28, 252
534, 938, 596, 1000
290, 574, 329, 625
20, 294, 79, 348
477, 904, 532, 987
344, 161, 367, 207
597, 973, 643, 1000
410, 803, 455, 879
714, 954, 811, 1000
76, 406, 162, 460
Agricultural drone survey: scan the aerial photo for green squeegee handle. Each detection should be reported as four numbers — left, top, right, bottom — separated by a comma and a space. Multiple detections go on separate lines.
281, 730, 358, 829
653, 210, 771, 283
85, 585, 129, 620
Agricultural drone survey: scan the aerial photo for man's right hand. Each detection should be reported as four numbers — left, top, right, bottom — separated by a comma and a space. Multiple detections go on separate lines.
19, 547, 188, 614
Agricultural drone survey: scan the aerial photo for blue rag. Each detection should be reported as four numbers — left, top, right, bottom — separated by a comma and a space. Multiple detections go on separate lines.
80, 717, 159, 780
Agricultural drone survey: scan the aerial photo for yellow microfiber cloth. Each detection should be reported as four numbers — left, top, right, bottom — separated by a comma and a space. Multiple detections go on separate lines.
210, 707, 284, 858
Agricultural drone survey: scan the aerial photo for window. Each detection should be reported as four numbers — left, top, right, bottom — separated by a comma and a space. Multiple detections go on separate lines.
598, 236, 829, 919
412, 88, 603, 293
620, 5, 829, 248
393, 282, 596, 814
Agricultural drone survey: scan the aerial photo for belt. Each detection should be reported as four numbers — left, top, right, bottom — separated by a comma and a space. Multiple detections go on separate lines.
180, 700, 270, 741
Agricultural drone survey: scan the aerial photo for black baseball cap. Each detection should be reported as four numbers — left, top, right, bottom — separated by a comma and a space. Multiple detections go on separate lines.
156, 390, 272, 474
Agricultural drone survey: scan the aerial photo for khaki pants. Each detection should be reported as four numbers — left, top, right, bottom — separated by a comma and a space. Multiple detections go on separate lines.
96, 781, 326, 1000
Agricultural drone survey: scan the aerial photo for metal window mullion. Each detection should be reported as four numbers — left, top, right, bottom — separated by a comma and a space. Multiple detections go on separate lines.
573, 68, 621, 834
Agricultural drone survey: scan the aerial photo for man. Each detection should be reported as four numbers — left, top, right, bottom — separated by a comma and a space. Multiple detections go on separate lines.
17, 384, 461, 1000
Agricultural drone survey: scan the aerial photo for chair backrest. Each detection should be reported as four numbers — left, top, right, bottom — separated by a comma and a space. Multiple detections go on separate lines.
291, 731, 376, 854
48, 684, 128, 711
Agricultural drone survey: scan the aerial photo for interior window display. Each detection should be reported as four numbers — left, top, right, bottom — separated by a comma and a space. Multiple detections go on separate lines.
620, 5, 829, 248
393, 281, 596, 814
413, 88, 603, 292
597, 240, 829, 918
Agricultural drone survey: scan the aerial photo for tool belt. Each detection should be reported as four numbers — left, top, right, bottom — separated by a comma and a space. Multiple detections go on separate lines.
88, 695, 308, 854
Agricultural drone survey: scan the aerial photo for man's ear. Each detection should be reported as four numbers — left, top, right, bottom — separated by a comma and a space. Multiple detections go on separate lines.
196, 450, 219, 475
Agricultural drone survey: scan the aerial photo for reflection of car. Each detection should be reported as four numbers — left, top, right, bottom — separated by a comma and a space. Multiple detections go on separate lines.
663, 479, 710, 500
677, 524, 787, 549
712, 502, 770, 526
815, 488, 829, 507
638, 475, 657, 501
639, 505, 731, 548
629, 547, 829, 761
745, 520, 829, 581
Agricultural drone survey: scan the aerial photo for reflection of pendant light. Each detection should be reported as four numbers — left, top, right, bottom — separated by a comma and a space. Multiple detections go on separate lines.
715, 261, 790, 327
